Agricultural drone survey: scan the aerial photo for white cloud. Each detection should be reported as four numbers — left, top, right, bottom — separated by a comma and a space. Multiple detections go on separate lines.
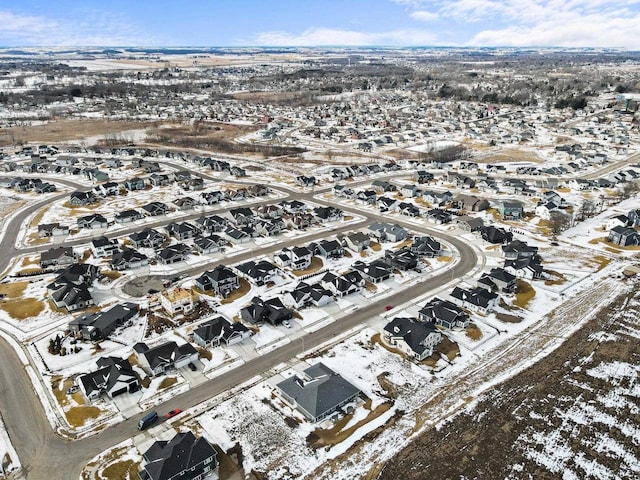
411, 10, 440, 21
255, 28, 438, 46
0, 9, 154, 46
469, 12, 640, 49
391, 0, 640, 48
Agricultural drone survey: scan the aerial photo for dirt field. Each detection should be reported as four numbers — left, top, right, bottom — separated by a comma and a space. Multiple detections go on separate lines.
379, 278, 640, 480
0, 119, 157, 146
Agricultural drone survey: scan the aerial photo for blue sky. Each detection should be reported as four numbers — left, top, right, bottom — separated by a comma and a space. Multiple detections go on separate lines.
1, 1, 639, 49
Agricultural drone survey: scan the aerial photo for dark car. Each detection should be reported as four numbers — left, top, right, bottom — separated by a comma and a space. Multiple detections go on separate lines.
188, 362, 197, 371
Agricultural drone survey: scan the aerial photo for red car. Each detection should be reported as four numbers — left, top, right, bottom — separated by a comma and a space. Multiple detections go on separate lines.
165, 409, 182, 419
384, 305, 393, 311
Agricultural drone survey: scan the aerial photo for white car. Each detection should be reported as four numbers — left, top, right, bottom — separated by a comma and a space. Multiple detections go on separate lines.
282, 320, 292, 328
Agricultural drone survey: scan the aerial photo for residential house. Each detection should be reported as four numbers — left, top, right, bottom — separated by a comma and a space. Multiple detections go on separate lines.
78, 357, 139, 401
240, 296, 293, 326
47, 263, 100, 312
477, 268, 517, 294
410, 236, 441, 257
498, 200, 524, 220
341, 232, 371, 252
193, 316, 251, 348
502, 240, 538, 260
114, 209, 144, 224
481, 226, 514, 245
40, 246, 76, 268
129, 228, 165, 249
384, 248, 418, 271
320, 271, 364, 297
173, 197, 198, 211
419, 297, 469, 329
276, 363, 362, 422
284, 282, 333, 309
608, 226, 640, 246
194, 265, 239, 298
134, 341, 199, 376
504, 256, 544, 280
91, 236, 120, 258
123, 177, 145, 191
166, 222, 199, 241
313, 206, 343, 222
77, 214, 108, 230
316, 239, 344, 258
141, 202, 170, 217
38, 222, 70, 238
69, 303, 138, 340
236, 260, 278, 286
454, 215, 484, 232
160, 287, 198, 317
449, 286, 499, 314
193, 234, 226, 254
352, 259, 394, 283
195, 215, 227, 234
274, 246, 313, 271
69, 190, 97, 206
452, 194, 489, 212
110, 249, 148, 271
368, 223, 408, 243
383, 317, 442, 361
157, 243, 191, 265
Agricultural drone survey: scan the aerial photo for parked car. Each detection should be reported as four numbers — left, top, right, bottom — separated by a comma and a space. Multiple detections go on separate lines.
282, 320, 292, 328
187, 362, 197, 371
165, 409, 182, 419
138, 411, 158, 430
384, 305, 393, 311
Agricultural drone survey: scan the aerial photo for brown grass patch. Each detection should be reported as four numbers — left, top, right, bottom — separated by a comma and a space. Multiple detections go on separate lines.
437, 256, 452, 262
370, 242, 382, 252
29, 207, 49, 228
0, 119, 156, 146
466, 323, 483, 340
592, 255, 611, 271
21, 256, 39, 267
309, 398, 392, 448
556, 187, 571, 193
159, 377, 178, 390
478, 149, 543, 164
0, 297, 45, 319
102, 459, 140, 480
221, 277, 251, 304
61, 200, 100, 210
198, 347, 213, 361
0, 281, 29, 298
65, 406, 103, 427
394, 239, 413, 250
437, 337, 460, 361
513, 280, 536, 309
101, 270, 122, 280
27, 232, 50, 246
485, 245, 500, 251
292, 256, 324, 277
51, 376, 73, 408
544, 270, 567, 285
371, 333, 407, 358
495, 312, 524, 323
364, 281, 378, 293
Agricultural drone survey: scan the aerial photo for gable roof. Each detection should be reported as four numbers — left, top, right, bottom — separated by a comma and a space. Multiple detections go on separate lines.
142, 431, 216, 480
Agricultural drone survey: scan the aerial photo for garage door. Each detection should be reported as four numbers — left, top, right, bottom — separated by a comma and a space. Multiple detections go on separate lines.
111, 387, 127, 397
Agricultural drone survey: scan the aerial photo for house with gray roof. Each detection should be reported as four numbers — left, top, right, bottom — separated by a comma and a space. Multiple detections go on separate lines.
133, 341, 199, 377
78, 356, 139, 401
276, 363, 362, 422
383, 317, 442, 361
139, 431, 218, 480
192, 316, 251, 348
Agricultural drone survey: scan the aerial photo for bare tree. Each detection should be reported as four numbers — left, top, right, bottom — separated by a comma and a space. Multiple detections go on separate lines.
548, 211, 572, 236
